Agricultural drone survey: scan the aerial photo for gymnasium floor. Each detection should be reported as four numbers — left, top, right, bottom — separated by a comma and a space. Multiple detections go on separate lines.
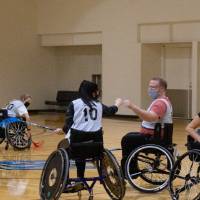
0, 113, 189, 200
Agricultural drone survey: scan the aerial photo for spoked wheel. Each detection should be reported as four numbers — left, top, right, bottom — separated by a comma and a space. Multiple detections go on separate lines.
40, 148, 69, 200
169, 150, 200, 200
6, 121, 31, 149
125, 144, 174, 193
98, 149, 126, 200
57, 139, 70, 150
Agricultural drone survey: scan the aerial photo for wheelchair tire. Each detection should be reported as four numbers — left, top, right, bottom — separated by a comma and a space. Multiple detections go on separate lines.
57, 139, 70, 150
125, 144, 174, 193
169, 150, 200, 200
98, 149, 126, 200
5, 121, 31, 149
39, 148, 69, 200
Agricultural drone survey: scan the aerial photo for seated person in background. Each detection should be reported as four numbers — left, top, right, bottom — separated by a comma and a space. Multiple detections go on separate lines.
5, 94, 32, 138
121, 77, 173, 172
185, 113, 200, 148
6, 94, 32, 121
61, 80, 122, 179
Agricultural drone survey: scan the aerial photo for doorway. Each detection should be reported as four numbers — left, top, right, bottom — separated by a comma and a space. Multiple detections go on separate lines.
141, 43, 192, 118
162, 43, 192, 118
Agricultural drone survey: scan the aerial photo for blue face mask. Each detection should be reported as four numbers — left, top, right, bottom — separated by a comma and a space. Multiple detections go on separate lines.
148, 89, 159, 100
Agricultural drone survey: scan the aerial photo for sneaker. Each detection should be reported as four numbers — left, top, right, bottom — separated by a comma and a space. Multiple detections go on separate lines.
63, 182, 85, 193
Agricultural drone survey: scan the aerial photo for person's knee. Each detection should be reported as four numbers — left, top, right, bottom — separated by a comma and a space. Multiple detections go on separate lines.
121, 132, 137, 147
121, 132, 131, 144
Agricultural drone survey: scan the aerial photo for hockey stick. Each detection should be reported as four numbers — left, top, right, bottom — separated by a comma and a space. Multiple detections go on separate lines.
23, 121, 58, 148
26, 121, 57, 131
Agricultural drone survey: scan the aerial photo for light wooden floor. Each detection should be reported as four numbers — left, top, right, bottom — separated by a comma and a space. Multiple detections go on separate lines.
0, 113, 190, 200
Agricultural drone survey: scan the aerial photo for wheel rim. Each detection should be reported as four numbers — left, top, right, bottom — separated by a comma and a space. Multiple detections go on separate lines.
99, 149, 125, 200
6, 122, 30, 149
40, 149, 69, 200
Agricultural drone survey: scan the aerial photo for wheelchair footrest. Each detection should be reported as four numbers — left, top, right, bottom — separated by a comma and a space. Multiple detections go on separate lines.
63, 182, 86, 193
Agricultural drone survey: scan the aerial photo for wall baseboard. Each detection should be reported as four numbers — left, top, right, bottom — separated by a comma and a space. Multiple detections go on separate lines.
29, 109, 64, 114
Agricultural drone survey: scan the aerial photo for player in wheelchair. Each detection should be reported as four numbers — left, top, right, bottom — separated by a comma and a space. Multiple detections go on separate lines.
121, 77, 175, 193
40, 80, 126, 200
0, 94, 32, 150
169, 113, 200, 200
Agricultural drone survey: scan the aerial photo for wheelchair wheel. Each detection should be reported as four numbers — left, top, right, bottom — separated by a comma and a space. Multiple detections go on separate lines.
169, 150, 200, 200
5, 121, 31, 149
57, 139, 70, 150
98, 149, 126, 200
125, 144, 174, 193
39, 148, 69, 200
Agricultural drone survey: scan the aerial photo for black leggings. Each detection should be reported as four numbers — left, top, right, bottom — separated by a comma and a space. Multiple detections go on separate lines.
121, 132, 156, 173
75, 160, 86, 178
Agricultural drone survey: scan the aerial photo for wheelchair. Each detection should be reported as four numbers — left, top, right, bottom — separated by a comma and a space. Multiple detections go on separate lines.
0, 109, 31, 150
124, 123, 176, 193
39, 129, 126, 200
169, 134, 200, 200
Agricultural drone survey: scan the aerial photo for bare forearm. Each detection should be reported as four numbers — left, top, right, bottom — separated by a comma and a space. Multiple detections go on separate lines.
129, 104, 158, 121
186, 126, 200, 143
22, 113, 31, 130
185, 115, 200, 143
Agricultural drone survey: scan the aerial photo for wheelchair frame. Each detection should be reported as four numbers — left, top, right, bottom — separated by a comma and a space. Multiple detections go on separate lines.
169, 138, 200, 200
39, 147, 126, 200
123, 123, 176, 193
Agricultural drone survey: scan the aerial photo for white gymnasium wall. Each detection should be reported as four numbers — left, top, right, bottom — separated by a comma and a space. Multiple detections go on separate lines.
37, 0, 200, 114
198, 43, 200, 112
0, 0, 57, 109
55, 45, 102, 91
141, 44, 162, 109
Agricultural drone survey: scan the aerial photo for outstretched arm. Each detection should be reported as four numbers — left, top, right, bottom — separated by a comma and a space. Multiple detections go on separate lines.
123, 99, 159, 122
102, 98, 123, 116
21, 113, 31, 130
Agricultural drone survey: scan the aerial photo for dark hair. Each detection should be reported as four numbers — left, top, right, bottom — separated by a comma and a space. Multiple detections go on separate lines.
151, 77, 167, 90
79, 80, 99, 108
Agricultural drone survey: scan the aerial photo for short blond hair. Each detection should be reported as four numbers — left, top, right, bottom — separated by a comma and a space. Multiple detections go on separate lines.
20, 94, 32, 101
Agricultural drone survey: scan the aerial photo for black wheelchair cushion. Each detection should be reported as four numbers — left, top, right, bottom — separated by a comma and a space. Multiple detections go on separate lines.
69, 129, 104, 159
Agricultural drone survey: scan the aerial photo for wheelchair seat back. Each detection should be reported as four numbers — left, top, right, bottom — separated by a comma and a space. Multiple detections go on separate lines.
0, 109, 8, 121
187, 129, 200, 150
187, 130, 200, 161
154, 123, 173, 147
69, 129, 104, 159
